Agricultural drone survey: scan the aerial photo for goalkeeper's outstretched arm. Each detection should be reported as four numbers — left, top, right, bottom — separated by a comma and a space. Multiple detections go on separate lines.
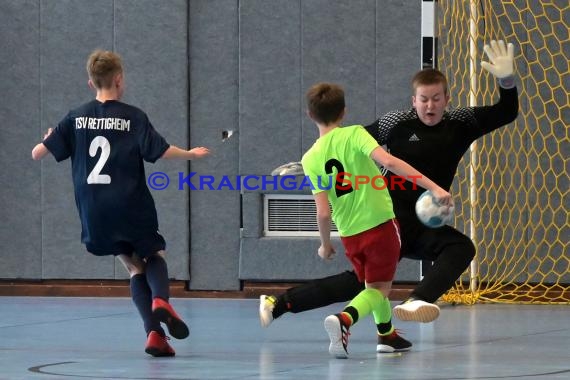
474, 40, 519, 134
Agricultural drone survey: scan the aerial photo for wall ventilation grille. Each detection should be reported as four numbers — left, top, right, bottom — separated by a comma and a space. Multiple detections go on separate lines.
264, 194, 338, 237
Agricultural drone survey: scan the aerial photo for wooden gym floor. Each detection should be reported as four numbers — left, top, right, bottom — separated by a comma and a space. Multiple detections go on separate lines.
0, 294, 568, 380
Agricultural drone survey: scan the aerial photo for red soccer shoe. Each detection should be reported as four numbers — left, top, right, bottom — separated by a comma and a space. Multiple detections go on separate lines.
145, 331, 175, 357
151, 298, 190, 339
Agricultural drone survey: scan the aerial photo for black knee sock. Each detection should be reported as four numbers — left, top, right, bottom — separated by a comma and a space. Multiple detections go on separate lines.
273, 295, 289, 319
276, 271, 364, 317
145, 255, 170, 301
412, 241, 475, 303
377, 320, 393, 335
343, 306, 359, 324
130, 274, 164, 336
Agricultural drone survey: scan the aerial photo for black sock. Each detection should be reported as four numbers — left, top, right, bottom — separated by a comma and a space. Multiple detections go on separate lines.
343, 306, 359, 324
130, 273, 164, 336
273, 295, 290, 319
281, 271, 364, 314
376, 319, 393, 335
145, 254, 170, 301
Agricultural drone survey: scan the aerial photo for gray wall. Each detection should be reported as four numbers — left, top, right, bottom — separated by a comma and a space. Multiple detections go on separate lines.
1, 0, 190, 280
236, 0, 421, 284
1, 0, 422, 289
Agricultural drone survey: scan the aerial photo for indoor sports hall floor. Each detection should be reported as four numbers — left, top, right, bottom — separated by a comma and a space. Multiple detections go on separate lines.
0, 296, 568, 380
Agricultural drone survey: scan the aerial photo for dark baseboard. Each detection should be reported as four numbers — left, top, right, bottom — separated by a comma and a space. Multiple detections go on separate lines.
0, 279, 414, 301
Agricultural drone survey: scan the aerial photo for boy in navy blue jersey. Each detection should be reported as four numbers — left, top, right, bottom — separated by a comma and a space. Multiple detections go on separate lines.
32, 49, 210, 357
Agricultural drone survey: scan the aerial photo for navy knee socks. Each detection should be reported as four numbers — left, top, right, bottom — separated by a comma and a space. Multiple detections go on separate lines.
145, 254, 170, 301
130, 273, 164, 336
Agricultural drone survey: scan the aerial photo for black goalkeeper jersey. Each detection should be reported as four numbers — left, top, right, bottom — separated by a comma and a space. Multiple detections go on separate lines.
43, 99, 170, 250
365, 86, 519, 207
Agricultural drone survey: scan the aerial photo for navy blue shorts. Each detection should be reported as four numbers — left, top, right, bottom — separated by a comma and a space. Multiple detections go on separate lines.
86, 232, 166, 259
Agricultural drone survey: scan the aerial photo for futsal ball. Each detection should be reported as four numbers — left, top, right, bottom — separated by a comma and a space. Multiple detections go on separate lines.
415, 190, 454, 228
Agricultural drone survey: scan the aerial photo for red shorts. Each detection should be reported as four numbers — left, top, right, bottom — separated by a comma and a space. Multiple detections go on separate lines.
340, 219, 401, 283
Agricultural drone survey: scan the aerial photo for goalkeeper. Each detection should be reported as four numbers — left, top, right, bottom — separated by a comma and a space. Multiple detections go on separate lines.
261, 40, 519, 326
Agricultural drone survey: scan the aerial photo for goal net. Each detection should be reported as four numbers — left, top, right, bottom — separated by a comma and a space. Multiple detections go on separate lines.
436, 0, 569, 304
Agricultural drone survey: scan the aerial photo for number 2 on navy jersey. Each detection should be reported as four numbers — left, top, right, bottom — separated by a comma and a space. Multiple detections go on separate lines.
87, 136, 111, 184
325, 159, 353, 198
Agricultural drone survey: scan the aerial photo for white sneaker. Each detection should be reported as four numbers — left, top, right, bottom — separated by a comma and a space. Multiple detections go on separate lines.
259, 295, 276, 327
324, 314, 350, 359
393, 299, 440, 323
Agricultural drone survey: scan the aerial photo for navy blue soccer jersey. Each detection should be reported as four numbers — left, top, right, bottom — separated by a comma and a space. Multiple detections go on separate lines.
43, 100, 170, 253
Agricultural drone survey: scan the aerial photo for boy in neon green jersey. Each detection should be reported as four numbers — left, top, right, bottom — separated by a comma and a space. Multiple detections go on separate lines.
302, 83, 452, 358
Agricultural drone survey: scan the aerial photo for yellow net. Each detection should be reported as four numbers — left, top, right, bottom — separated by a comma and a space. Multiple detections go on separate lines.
436, 0, 569, 304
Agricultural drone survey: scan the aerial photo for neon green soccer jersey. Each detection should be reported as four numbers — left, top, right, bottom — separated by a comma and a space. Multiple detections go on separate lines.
301, 125, 395, 236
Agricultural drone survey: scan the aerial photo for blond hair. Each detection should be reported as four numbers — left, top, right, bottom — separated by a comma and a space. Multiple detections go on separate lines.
86, 50, 123, 89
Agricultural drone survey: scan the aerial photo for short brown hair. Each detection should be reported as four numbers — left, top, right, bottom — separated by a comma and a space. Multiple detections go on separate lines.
412, 68, 448, 95
86, 50, 123, 89
306, 83, 346, 125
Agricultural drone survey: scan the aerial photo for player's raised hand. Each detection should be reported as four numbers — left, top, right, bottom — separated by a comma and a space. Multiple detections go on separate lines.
481, 40, 515, 79
189, 146, 210, 159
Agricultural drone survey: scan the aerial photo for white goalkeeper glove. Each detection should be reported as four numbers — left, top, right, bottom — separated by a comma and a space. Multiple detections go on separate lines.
481, 40, 516, 88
